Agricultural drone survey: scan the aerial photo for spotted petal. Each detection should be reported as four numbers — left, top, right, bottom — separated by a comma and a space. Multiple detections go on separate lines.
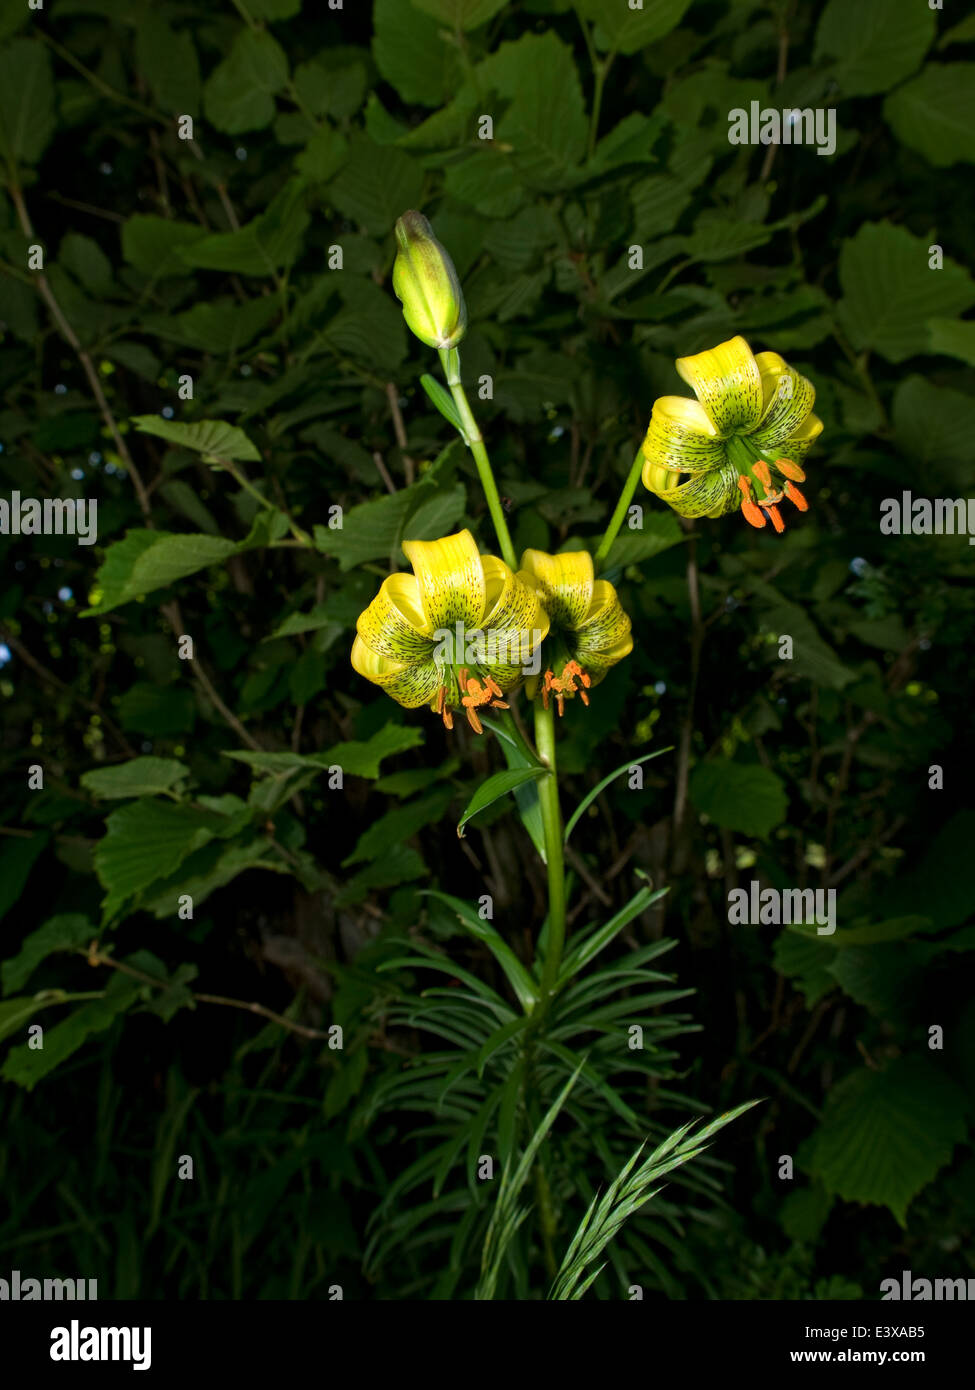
643, 453, 740, 518
401, 528, 485, 633
675, 335, 763, 436
575, 581, 633, 678
350, 636, 440, 709
780, 411, 824, 463
750, 351, 817, 453
518, 548, 594, 629
355, 572, 433, 662
480, 556, 550, 688
641, 396, 725, 476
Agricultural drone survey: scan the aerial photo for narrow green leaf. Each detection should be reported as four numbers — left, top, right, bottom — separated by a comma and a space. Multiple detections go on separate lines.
564, 748, 671, 844
457, 766, 548, 838
420, 373, 466, 436
423, 891, 538, 1013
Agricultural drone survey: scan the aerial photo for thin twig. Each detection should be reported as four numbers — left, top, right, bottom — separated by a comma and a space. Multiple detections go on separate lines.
8, 180, 153, 518
385, 382, 415, 485
82, 949, 333, 1042
671, 527, 703, 875
372, 450, 397, 495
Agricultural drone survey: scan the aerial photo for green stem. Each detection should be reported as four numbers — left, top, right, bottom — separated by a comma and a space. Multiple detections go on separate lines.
587, 54, 615, 160
593, 444, 645, 571
217, 459, 312, 546
439, 348, 517, 570
534, 700, 567, 1008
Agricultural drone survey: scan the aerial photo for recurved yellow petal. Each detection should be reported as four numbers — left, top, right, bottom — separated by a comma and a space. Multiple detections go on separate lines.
641, 396, 725, 476
401, 529, 485, 633
575, 580, 633, 677
480, 556, 550, 685
355, 572, 432, 662
350, 635, 440, 709
676, 335, 763, 436
642, 454, 740, 518
751, 351, 817, 452
518, 548, 594, 629
781, 410, 824, 463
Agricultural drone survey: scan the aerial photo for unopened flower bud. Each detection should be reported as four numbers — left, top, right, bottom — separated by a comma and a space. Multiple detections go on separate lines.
392, 210, 467, 351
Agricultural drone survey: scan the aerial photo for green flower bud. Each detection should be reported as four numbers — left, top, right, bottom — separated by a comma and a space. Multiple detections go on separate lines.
392, 210, 467, 351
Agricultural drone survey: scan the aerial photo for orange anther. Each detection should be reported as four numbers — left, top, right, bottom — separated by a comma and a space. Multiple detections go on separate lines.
443, 707, 453, 730
785, 482, 808, 512
737, 475, 753, 498
776, 457, 805, 482
741, 499, 766, 528
752, 459, 772, 489
764, 503, 785, 533
485, 676, 504, 698
465, 704, 483, 734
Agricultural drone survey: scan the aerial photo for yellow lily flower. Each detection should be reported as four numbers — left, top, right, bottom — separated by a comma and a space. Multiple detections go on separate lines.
641, 335, 822, 533
351, 529, 550, 733
518, 549, 633, 715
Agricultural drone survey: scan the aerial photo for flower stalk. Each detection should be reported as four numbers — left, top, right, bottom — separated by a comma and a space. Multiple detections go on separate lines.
439, 347, 517, 572
533, 698, 567, 1011
593, 444, 645, 571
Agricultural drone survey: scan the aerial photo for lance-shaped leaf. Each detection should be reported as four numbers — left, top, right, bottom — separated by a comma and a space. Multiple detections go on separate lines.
457, 766, 549, 838
423, 891, 537, 1013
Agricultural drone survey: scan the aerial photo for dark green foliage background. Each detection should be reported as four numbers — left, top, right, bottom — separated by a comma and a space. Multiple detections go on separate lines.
1, 0, 974, 1298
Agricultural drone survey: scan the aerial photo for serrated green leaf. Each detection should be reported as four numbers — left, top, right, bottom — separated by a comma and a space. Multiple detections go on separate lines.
2, 915, 94, 996
329, 135, 424, 235
2, 974, 143, 1089
812, 1058, 968, 1225
927, 317, 975, 366
135, 13, 201, 116
132, 416, 260, 461
885, 63, 975, 168
814, 0, 934, 97
575, 0, 693, 56
95, 800, 224, 921
836, 221, 975, 363
203, 28, 289, 134
80, 757, 189, 801
374, 0, 462, 106
689, 760, 787, 839
0, 39, 55, 166
177, 179, 309, 276
410, 0, 508, 31
227, 722, 425, 779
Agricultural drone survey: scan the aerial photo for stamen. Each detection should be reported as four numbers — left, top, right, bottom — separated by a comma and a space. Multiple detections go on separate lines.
465, 704, 483, 734
776, 457, 806, 482
443, 707, 453, 730
763, 503, 785, 534
784, 481, 808, 511
752, 458, 772, 489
